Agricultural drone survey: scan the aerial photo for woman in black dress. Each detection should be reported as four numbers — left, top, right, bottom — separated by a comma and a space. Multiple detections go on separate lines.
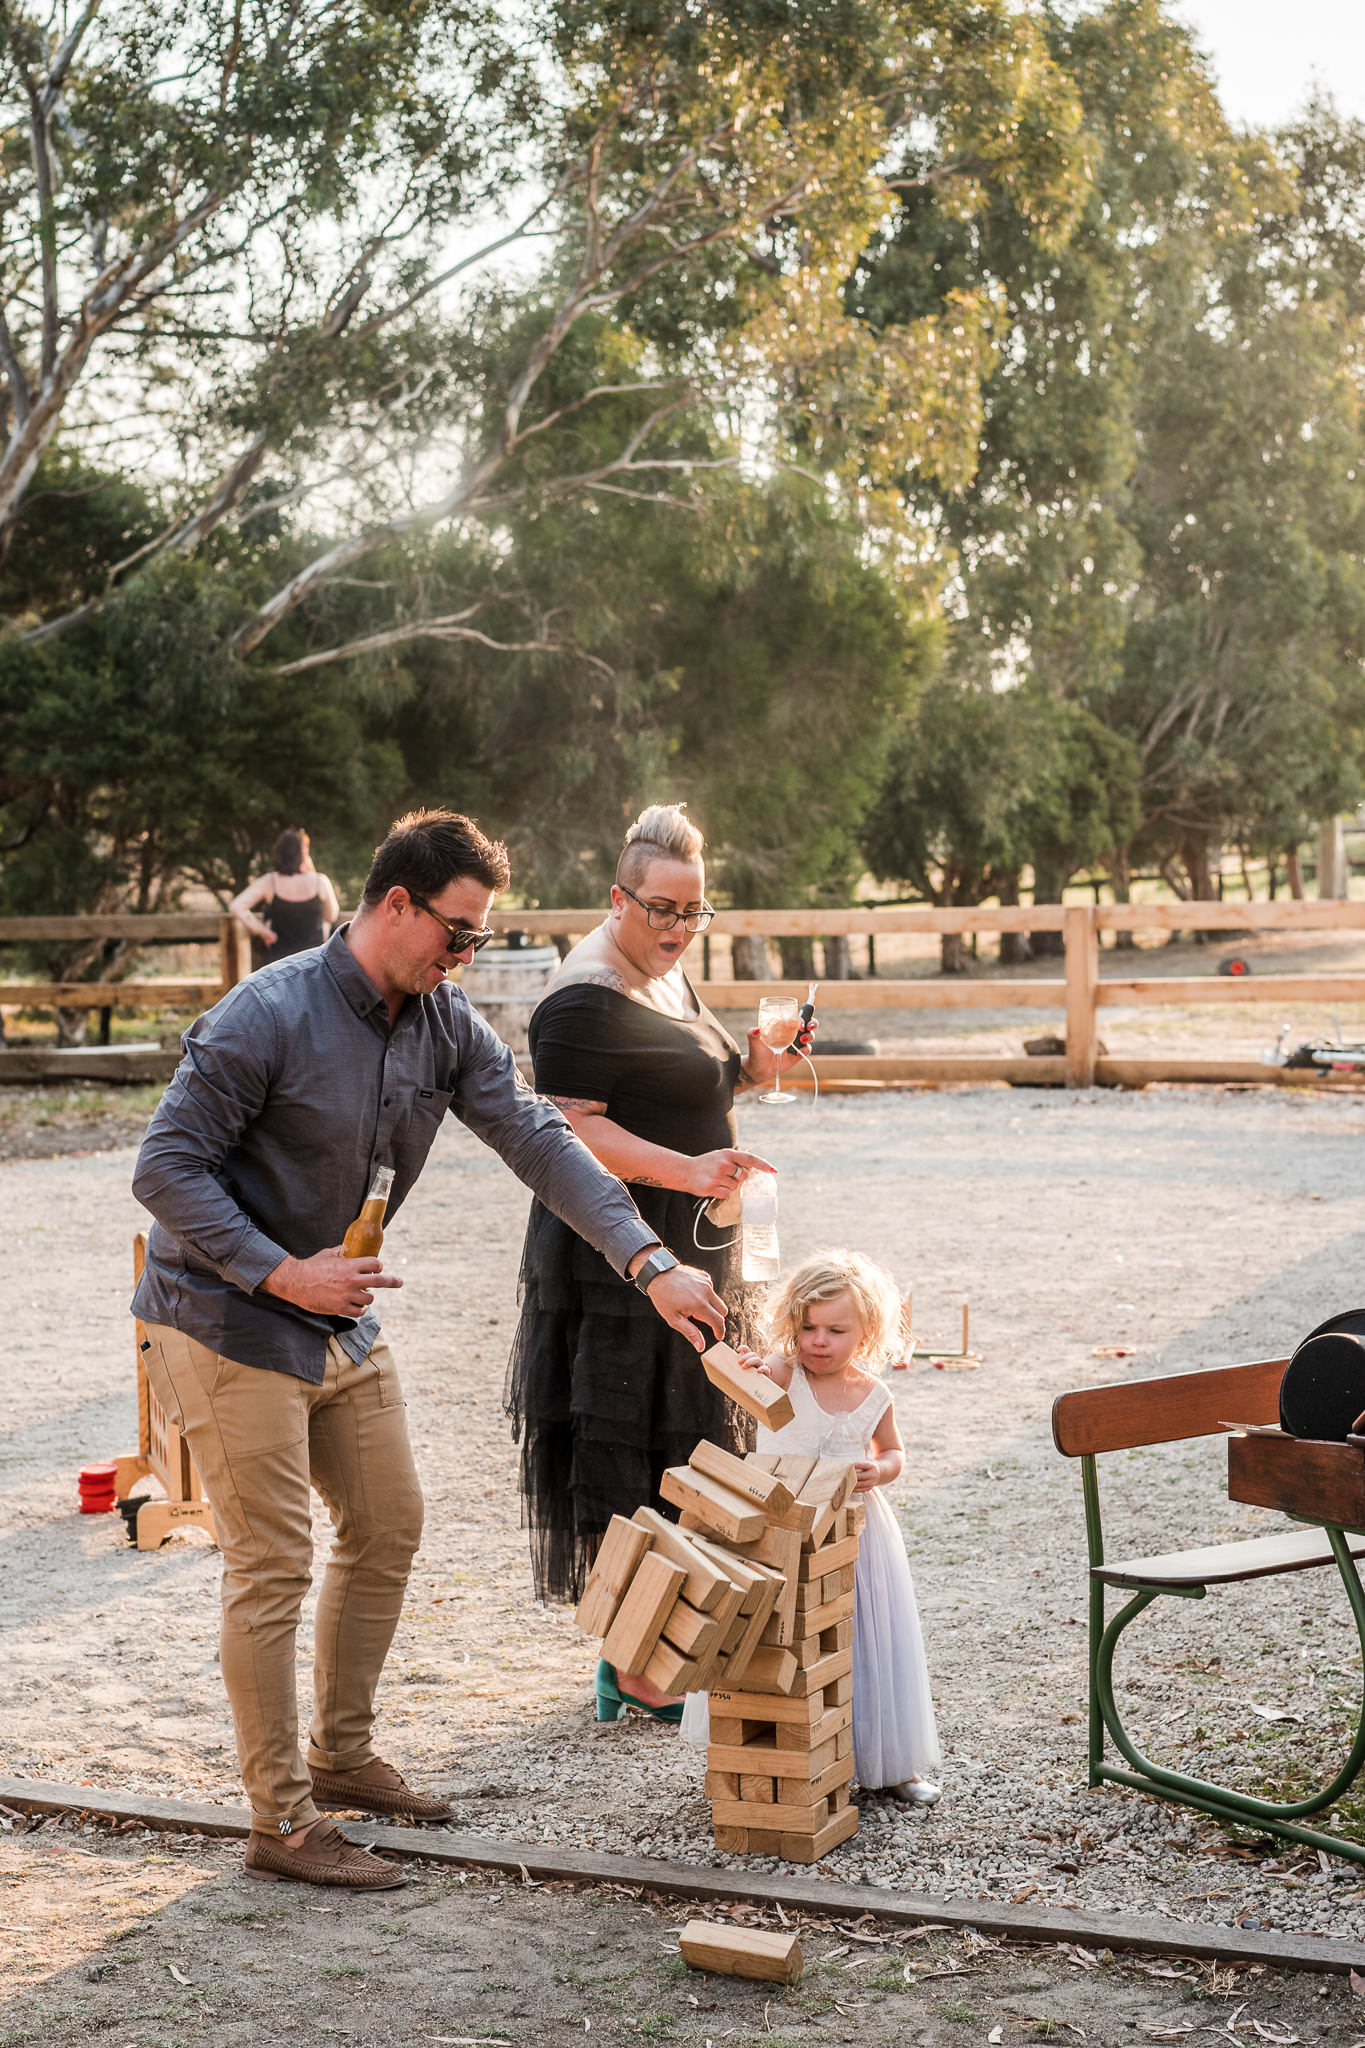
229, 828, 341, 961
504, 804, 810, 1719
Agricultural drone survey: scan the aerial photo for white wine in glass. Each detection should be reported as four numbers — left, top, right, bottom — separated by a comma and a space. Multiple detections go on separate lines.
757, 996, 800, 1105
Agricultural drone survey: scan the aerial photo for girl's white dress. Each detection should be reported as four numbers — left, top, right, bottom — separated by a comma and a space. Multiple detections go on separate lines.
681, 1365, 940, 1788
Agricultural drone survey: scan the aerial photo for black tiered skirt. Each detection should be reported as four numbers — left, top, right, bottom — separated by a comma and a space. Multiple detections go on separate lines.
504, 1190, 756, 1604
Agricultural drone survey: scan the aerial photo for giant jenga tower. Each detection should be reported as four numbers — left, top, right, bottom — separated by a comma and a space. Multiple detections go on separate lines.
691, 1452, 863, 1863
576, 1400, 864, 1865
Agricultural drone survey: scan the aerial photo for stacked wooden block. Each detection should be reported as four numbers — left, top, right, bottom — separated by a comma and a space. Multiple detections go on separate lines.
575, 1429, 865, 1865
696, 1452, 865, 1864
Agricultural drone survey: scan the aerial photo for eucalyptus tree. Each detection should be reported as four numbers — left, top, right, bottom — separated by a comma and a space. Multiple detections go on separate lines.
1, 0, 1092, 671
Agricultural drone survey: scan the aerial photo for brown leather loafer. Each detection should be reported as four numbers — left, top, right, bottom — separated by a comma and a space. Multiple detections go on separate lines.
309, 1756, 454, 1824
245, 1821, 405, 1889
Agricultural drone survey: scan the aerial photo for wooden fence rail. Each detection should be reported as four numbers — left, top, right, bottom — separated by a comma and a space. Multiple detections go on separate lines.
3, 899, 1365, 1089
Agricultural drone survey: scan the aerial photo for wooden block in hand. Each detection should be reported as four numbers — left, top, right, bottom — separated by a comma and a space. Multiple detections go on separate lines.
689, 1439, 794, 1514
679, 1921, 803, 1985
575, 1515, 653, 1639
599, 1552, 686, 1674
630, 1508, 730, 1612
661, 1465, 765, 1544
700, 1343, 796, 1432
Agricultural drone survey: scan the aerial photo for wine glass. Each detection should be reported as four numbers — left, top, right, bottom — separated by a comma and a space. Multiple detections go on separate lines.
757, 996, 800, 1105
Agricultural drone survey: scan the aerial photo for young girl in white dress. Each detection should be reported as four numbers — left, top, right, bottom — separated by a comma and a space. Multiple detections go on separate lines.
709, 1249, 941, 1805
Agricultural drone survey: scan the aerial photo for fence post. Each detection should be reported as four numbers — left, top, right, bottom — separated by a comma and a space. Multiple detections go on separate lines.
1064, 904, 1098, 1087
219, 915, 252, 994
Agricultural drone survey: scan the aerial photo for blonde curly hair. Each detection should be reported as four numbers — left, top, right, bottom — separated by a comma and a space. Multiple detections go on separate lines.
765, 1249, 904, 1377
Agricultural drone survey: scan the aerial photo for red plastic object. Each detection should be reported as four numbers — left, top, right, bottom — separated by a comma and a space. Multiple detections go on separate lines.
78, 1462, 118, 1513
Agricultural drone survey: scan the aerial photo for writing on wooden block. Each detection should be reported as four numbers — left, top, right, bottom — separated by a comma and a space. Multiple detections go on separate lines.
689, 1438, 795, 1514
679, 1921, 803, 1985
599, 1551, 686, 1674
701, 1343, 796, 1432
661, 1465, 766, 1544
575, 1515, 653, 1639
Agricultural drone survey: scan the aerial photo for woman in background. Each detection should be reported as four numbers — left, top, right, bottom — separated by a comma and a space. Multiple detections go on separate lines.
505, 802, 810, 1722
230, 828, 341, 962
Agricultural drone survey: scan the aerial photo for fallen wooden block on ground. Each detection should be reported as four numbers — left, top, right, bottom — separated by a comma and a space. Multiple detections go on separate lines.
678, 1919, 803, 1984
701, 1343, 796, 1431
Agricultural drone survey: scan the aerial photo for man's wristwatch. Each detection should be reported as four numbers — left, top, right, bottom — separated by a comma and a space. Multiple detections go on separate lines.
632, 1246, 680, 1295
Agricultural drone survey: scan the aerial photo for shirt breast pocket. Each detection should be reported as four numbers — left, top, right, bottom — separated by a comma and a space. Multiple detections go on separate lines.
406, 1085, 454, 1149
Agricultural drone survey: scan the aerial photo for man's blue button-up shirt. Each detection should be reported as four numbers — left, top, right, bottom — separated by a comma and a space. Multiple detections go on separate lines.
131, 926, 657, 1380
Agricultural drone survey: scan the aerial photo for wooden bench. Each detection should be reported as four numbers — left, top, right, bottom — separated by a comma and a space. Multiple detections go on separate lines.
1052, 1358, 1365, 1864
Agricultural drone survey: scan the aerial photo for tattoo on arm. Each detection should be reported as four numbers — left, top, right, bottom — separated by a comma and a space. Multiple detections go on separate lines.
546, 1094, 609, 1115
628, 1174, 663, 1187
561, 966, 630, 995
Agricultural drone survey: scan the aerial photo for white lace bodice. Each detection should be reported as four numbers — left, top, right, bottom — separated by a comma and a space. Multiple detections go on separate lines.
754, 1363, 891, 1461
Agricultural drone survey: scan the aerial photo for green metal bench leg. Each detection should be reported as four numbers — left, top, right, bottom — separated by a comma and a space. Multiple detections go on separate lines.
1088, 1525, 1365, 1863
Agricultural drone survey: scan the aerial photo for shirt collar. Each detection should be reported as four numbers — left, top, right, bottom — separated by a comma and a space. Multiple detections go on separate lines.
323, 924, 391, 1025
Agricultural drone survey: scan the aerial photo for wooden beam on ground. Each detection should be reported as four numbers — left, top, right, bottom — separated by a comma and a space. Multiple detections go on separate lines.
0, 1777, 1359, 1977
1094, 1058, 1365, 1089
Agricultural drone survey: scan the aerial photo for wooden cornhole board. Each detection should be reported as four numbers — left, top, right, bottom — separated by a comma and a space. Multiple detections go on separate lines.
114, 1234, 216, 1551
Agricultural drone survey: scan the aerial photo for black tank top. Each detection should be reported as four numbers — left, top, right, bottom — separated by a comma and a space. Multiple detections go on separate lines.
262, 883, 326, 958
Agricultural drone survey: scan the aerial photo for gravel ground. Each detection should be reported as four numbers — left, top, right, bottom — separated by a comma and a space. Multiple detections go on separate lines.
7, 1086, 1365, 1949
3, 1818, 1346, 2048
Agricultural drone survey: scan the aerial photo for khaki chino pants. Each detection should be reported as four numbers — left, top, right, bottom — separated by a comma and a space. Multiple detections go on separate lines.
142, 1325, 424, 1833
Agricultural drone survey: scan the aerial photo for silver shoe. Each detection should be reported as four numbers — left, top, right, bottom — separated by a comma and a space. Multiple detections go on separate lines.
886, 1778, 941, 1807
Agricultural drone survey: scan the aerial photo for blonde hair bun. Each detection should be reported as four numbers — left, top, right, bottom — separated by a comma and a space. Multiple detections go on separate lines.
617, 803, 705, 888
766, 1249, 904, 1376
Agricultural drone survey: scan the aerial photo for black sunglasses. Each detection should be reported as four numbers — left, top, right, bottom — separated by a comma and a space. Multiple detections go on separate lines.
409, 893, 496, 956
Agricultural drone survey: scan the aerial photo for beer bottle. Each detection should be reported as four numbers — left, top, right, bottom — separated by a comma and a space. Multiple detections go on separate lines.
342, 1166, 395, 1258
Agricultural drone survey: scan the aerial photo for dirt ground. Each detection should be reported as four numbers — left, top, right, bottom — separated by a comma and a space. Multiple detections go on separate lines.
13, 1074, 1365, 2026
0, 1815, 1355, 2048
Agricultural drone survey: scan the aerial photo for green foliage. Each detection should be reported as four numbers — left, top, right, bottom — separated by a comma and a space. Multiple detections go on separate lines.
863, 679, 1138, 911
0, 461, 403, 954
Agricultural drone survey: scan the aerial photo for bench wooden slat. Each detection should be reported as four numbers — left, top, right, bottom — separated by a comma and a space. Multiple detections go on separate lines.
1095, 1527, 1365, 1590
1052, 1358, 1288, 1457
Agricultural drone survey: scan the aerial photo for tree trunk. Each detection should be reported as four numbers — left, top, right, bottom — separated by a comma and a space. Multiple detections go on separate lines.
940, 930, 968, 974
1286, 848, 1305, 900
778, 936, 815, 980
55, 1007, 87, 1047
1029, 861, 1066, 959
1318, 816, 1349, 900
822, 934, 853, 980
731, 934, 770, 979
996, 872, 1030, 967
1109, 846, 1136, 951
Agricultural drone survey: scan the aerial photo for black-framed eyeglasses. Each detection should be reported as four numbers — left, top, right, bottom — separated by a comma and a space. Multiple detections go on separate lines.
617, 882, 715, 933
409, 893, 496, 956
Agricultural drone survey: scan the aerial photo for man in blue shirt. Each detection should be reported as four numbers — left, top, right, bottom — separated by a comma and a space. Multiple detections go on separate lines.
133, 809, 722, 1889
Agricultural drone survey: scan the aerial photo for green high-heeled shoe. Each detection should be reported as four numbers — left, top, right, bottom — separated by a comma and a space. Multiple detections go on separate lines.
594, 1659, 684, 1724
